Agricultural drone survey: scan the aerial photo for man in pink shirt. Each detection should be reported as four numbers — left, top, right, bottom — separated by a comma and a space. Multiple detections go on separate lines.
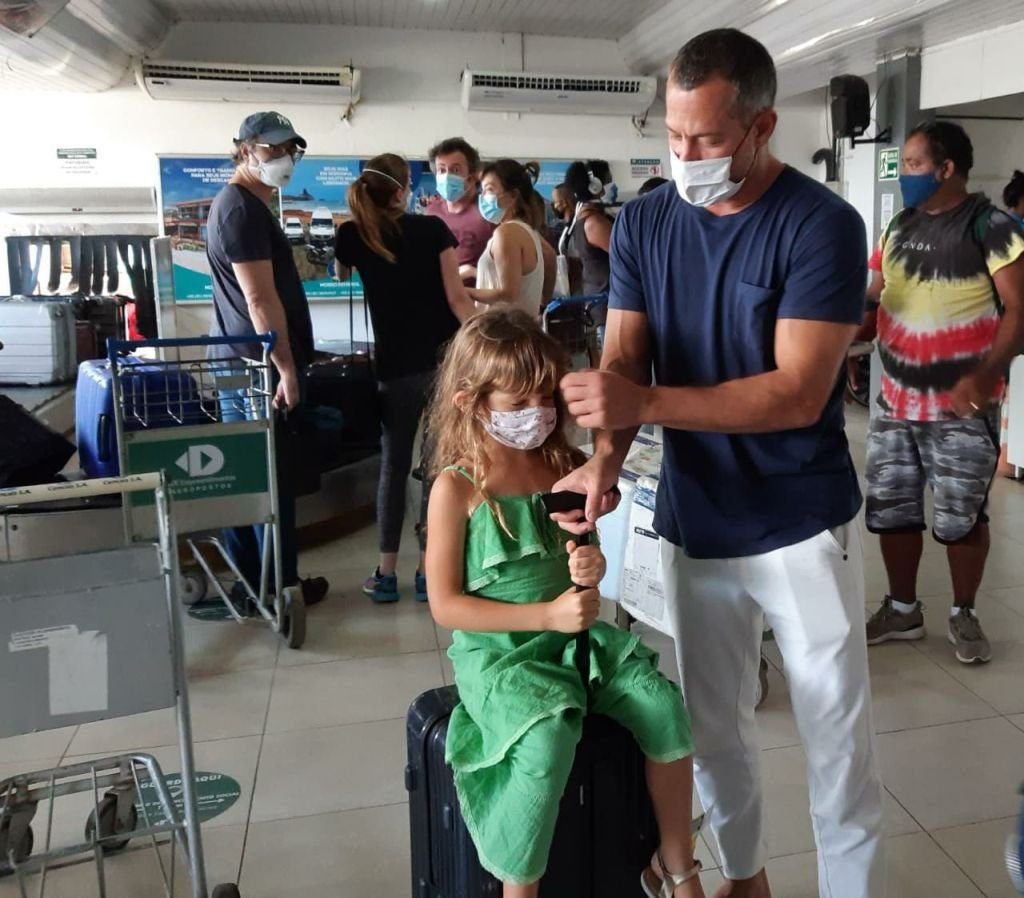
425, 137, 495, 285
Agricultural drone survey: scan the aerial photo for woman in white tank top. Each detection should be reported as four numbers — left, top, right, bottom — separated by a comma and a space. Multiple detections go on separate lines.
467, 159, 556, 318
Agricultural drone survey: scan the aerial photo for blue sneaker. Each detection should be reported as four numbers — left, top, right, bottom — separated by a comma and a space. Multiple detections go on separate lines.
414, 570, 428, 603
362, 568, 399, 603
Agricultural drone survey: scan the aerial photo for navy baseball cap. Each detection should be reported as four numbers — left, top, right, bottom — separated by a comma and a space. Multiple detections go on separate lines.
236, 111, 307, 148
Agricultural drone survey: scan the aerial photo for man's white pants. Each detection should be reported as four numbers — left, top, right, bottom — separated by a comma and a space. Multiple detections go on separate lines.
661, 522, 885, 898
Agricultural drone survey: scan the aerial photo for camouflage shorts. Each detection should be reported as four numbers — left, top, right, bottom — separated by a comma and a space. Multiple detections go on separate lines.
865, 410, 999, 543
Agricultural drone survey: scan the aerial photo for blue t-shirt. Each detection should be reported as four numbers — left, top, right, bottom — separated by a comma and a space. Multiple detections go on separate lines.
609, 169, 865, 559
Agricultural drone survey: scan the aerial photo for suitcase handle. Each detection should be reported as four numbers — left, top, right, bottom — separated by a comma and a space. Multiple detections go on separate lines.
539, 491, 592, 694
97, 414, 111, 463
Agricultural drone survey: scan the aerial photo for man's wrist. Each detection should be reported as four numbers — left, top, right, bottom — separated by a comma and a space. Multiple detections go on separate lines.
637, 384, 661, 427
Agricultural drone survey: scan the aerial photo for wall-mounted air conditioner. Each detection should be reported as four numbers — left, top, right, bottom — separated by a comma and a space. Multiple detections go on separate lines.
136, 60, 361, 106
461, 69, 656, 116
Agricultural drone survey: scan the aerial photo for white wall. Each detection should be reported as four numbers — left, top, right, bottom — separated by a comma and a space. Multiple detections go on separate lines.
941, 114, 1024, 210
1, 22, 672, 193
0, 21, 842, 338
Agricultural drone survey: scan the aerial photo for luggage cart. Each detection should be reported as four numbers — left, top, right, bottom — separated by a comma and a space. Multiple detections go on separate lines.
0, 474, 239, 897
105, 334, 305, 649
542, 294, 608, 370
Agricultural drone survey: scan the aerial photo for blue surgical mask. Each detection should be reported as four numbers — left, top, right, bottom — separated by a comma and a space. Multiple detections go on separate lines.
436, 172, 466, 203
478, 193, 505, 224
606, 181, 619, 204
898, 171, 942, 209
1010, 211, 1024, 228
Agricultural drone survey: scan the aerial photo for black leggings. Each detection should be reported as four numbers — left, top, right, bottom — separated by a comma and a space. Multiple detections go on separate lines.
377, 371, 434, 554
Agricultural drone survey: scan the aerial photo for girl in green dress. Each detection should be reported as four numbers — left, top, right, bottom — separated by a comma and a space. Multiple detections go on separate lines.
424, 306, 705, 898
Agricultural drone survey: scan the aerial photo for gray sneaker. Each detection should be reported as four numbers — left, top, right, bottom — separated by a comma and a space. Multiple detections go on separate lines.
866, 597, 925, 645
948, 608, 992, 664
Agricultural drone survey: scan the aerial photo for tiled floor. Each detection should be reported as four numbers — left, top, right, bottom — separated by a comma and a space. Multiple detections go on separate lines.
3, 404, 1024, 896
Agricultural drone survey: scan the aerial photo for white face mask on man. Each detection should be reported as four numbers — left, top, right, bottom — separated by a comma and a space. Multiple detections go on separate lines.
669, 123, 758, 208
252, 153, 295, 189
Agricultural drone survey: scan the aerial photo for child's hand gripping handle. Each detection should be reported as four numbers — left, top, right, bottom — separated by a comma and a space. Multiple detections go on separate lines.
540, 491, 593, 692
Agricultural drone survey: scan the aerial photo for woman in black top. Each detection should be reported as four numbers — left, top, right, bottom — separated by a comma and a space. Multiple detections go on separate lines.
335, 153, 474, 604
561, 160, 614, 296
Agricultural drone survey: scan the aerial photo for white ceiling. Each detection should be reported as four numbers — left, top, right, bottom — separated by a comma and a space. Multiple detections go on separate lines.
150, 0, 675, 41
622, 0, 1024, 95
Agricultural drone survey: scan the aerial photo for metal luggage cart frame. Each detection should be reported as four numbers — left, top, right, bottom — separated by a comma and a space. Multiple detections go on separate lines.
542, 294, 608, 369
0, 474, 239, 898
106, 334, 305, 649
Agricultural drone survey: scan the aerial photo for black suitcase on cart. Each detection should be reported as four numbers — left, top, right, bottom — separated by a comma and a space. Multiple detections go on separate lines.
405, 684, 660, 898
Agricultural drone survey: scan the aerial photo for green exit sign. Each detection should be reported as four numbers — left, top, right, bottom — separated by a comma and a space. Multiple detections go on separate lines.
878, 147, 900, 181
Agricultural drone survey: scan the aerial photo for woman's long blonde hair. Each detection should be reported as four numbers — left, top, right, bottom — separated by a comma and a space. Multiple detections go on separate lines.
347, 153, 408, 263
428, 307, 582, 526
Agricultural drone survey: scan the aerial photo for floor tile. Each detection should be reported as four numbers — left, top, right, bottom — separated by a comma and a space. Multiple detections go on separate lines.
251, 718, 406, 822
877, 717, 1024, 830
275, 598, 439, 667
183, 618, 280, 677
760, 831, 984, 897
241, 804, 409, 897
932, 817, 1021, 898
866, 643, 999, 732
0, 727, 77, 766
265, 651, 443, 733
67, 668, 273, 756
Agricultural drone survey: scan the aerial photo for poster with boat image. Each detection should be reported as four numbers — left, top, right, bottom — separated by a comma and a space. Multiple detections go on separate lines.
158, 155, 436, 302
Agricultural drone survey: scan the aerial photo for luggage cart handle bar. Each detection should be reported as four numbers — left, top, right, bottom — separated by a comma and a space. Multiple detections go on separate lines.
0, 473, 164, 508
107, 332, 277, 361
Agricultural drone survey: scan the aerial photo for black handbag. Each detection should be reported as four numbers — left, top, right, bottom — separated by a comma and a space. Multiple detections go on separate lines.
302, 276, 381, 454
0, 395, 76, 488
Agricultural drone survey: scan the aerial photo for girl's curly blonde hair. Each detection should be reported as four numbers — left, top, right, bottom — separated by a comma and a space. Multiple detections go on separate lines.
428, 306, 582, 525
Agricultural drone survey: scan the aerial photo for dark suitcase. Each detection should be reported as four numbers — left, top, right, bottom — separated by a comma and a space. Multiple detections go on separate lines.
72, 294, 126, 361
303, 342, 381, 455
75, 357, 206, 478
406, 686, 659, 898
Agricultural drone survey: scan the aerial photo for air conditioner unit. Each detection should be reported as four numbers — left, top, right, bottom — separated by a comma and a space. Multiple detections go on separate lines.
136, 60, 361, 106
461, 69, 656, 116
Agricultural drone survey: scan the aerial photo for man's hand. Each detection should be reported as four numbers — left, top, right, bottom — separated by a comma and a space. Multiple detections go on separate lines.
949, 370, 998, 418
561, 369, 649, 431
550, 456, 621, 535
274, 367, 301, 412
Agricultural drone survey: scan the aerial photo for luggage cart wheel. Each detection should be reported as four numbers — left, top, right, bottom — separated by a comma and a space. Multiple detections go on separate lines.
278, 587, 306, 650
212, 884, 241, 898
0, 820, 33, 876
84, 793, 137, 853
180, 567, 208, 605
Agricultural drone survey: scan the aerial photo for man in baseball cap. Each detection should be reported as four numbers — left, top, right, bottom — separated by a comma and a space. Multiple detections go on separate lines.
236, 110, 307, 151
206, 111, 329, 609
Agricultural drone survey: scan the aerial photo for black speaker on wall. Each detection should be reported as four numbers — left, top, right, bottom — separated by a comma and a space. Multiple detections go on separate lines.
830, 75, 871, 139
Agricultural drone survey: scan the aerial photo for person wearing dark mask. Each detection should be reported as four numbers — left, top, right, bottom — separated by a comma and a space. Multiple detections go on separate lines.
1004, 169, 1024, 227
864, 121, 1024, 665
561, 161, 614, 295
425, 137, 495, 285
206, 111, 329, 609
545, 183, 574, 249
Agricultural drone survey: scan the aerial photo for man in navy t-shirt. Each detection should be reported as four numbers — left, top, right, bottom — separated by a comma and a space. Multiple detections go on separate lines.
555, 30, 884, 898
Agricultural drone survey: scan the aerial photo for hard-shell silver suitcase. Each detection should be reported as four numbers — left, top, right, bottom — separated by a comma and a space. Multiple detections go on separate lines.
0, 297, 77, 385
